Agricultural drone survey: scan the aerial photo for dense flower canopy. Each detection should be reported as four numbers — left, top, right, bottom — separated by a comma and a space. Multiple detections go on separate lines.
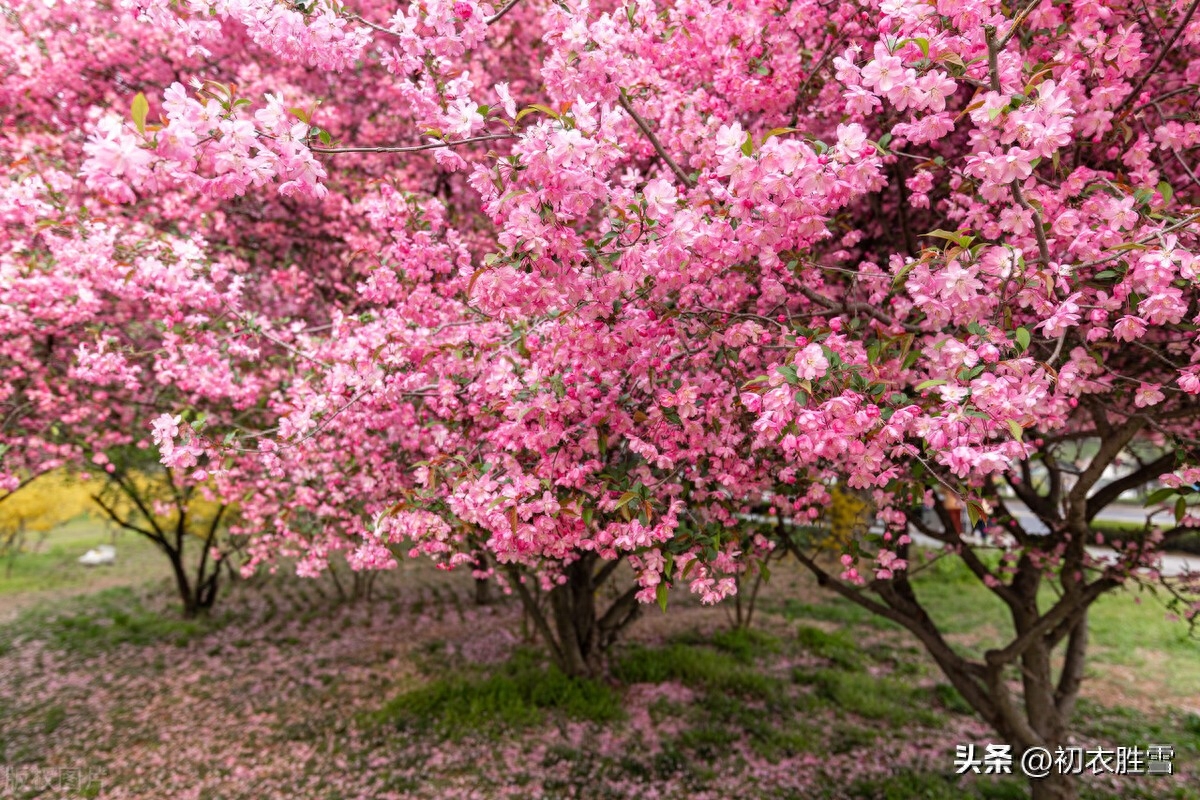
3, 0, 1200, 611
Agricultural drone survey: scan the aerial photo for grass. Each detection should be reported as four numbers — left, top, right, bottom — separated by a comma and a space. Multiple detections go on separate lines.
847, 770, 1029, 800
777, 597, 902, 631
848, 768, 1197, 800
795, 668, 945, 727
1, 535, 1198, 798
0, 517, 166, 598
1, 585, 219, 656
905, 553, 1200, 701
377, 649, 624, 737
1073, 699, 1200, 760
613, 639, 781, 699
795, 624, 868, 670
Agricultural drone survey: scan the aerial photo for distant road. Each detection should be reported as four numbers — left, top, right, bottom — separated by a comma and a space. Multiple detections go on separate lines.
909, 499, 1197, 577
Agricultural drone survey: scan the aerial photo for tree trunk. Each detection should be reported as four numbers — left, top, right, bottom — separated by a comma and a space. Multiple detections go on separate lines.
473, 552, 494, 606
507, 556, 641, 677
1029, 770, 1077, 800
196, 567, 220, 612
549, 558, 597, 676
474, 577, 494, 605
166, 548, 198, 618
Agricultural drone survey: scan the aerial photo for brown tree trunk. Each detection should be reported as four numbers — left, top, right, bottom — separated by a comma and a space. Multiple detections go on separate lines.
549, 558, 598, 675
507, 555, 641, 677
473, 551, 494, 606
1029, 770, 1076, 800
166, 548, 198, 618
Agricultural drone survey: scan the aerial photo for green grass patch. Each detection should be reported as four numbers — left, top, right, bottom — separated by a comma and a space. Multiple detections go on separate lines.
694, 689, 826, 760
932, 682, 975, 715
0, 519, 165, 597
795, 624, 865, 670
902, 553, 1200, 700
709, 627, 781, 662
1073, 699, 1200, 759
777, 597, 901, 631
42, 704, 66, 735
377, 651, 623, 737
613, 641, 781, 699
847, 770, 1031, 800
795, 668, 944, 728
3, 586, 217, 655
670, 626, 780, 663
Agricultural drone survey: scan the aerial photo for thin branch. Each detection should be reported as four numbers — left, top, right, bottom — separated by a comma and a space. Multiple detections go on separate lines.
983, 26, 1052, 265
486, 0, 522, 24
1085, 451, 1176, 521
1114, 0, 1200, 117
788, 36, 844, 127
995, 0, 1046, 50
984, 577, 1118, 666
346, 13, 396, 36
796, 285, 921, 333
617, 92, 695, 187
91, 493, 166, 546
310, 134, 517, 155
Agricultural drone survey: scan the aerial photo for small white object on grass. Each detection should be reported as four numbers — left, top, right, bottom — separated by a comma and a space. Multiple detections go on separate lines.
78, 544, 116, 566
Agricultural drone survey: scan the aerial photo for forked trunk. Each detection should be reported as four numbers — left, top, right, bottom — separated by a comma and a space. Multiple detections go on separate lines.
507, 555, 641, 677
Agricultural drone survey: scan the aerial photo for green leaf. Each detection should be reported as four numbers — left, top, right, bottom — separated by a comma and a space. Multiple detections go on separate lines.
923, 228, 974, 248
915, 378, 947, 391
1007, 419, 1023, 441
965, 500, 980, 528
1176, 496, 1187, 524
1144, 487, 1177, 506
515, 104, 560, 122
1157, 180, 1174, 207
131, 92, 149, 135
741, 133, 754, 157
892, 259, 917, 288
656, 582, 669, 612
614, 491, 640, 511
1015, 327, 1031, 352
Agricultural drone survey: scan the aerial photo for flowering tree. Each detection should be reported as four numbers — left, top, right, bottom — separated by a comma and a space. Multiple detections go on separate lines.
5, 0, 1200, 793
0, 0, 315, 614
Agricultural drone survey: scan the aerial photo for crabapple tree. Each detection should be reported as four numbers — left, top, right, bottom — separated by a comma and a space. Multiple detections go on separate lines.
5, 0, 1200, 795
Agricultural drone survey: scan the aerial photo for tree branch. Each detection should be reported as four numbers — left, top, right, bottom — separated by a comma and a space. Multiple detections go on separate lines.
310, 134, 517, 155
1114, 0, 1200, 117
617, 91, 695, 187
1085, 451, 1175, 521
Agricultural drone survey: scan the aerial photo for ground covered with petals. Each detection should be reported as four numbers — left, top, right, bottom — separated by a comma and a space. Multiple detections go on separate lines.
1, 558, 1198, 800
